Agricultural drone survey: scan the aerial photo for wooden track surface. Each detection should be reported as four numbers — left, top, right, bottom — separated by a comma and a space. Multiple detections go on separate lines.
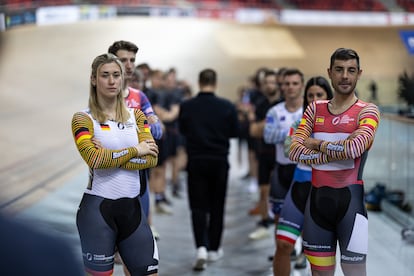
0, 17, 412, 212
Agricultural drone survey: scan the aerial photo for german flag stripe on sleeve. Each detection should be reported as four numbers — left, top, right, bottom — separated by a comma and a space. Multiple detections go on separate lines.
359, 117, 378, 130
143, 120, 150, 133
75, 127, 92, 145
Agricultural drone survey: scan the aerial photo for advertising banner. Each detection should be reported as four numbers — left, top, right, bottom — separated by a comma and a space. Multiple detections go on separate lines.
4, 9, 36, 29
399, 30, 414, 55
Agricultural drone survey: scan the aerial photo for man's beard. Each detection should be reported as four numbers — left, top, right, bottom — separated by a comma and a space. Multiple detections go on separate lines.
335, 84, 356, 95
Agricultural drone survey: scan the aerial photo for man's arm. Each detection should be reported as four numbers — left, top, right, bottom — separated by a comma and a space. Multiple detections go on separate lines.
289, 102, 330, 165
250, 119, 265, 138
316, 103, 380, 159
289, 102, 380, 165
263, 107, 289, 144
229, 103, 241, 138
138, 91, 163, 140
154, 104, 180, 123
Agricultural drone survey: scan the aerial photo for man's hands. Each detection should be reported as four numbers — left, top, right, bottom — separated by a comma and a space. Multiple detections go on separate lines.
304, 132, 358, 151
147, 115, 163, 140
304, 137, 322, 151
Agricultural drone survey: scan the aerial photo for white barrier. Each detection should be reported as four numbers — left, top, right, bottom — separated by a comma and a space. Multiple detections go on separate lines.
0, 13, 5, 31
36, 5, 116, 26
279, 9, 414, 26
36, 6, 80, 26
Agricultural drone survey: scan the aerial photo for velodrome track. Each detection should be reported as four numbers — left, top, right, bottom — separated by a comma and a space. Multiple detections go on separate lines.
1, 17, 413, 212
1, 17, 414, 275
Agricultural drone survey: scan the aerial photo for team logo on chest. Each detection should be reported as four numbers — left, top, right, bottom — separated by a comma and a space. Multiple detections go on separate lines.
117, 123, 125, 130
332, 115, 355, 126
118, 121, 135, 130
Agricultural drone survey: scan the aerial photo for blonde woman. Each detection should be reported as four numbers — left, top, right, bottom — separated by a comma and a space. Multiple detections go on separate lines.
71, 53, 159, 276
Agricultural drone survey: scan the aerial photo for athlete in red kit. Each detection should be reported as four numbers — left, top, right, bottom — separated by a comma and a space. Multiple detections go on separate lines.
289, 48, 380, 276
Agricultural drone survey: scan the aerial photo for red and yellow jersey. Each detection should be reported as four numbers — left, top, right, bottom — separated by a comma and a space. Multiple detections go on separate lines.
289, 99, 379, 188
124, 87, 142, 109
124, 87, 155, 117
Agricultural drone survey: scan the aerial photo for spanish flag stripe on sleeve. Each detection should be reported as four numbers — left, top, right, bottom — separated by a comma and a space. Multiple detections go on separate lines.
299, 118, 307, 127
304, 250, 336, 268
359, 117, 378, 130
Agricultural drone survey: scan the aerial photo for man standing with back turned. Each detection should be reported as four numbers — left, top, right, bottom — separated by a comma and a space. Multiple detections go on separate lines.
289, 48, 380, 276
178, 69, 239, 271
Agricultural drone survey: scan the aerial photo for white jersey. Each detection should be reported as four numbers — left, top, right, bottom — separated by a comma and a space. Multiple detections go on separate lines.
264, 102, 303, 165
84, 108, 141, 199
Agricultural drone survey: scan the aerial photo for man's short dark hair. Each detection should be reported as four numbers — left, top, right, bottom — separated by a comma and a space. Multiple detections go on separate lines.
264, 69, 277, 79
199, 69, 216, 86
137, 63, 151, 71
330, 48, 360, 69
283, 68, 304, 83
108, 40, 138, 55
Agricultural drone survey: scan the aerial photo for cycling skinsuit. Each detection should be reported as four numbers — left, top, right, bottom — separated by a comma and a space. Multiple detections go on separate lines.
289, 99, 379, 271
276, 119, 312, 244
264, 101, 303, 215
124, 87, 156, 217
72, 108, 159, 276
125, 87, 155, 118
